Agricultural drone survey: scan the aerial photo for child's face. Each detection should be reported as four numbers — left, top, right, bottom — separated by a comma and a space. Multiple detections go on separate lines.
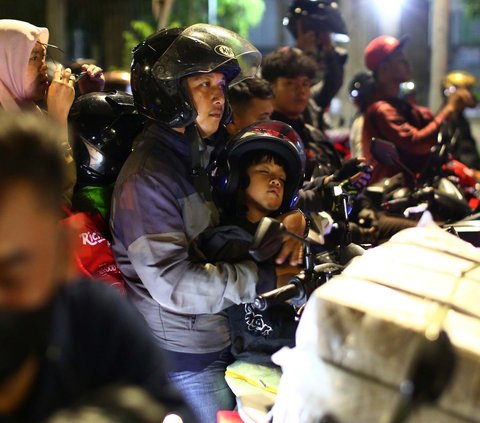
244, 158, 286, 222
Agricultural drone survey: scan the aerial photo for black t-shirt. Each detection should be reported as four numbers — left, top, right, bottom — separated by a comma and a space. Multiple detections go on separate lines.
0, 278, 193, 423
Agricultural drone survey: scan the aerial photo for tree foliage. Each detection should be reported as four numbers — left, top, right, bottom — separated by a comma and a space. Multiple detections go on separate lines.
122, 20, 156, 70
216, 0, 266, 36
121, 0, 265, 69
462, 0, 480, 18
170, 0, 266, 36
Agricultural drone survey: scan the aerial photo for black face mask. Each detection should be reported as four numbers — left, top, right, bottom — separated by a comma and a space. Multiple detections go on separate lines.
0, 300, 54, 385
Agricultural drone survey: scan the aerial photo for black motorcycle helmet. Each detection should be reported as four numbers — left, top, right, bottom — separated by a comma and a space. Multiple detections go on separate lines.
348, 71, 375, 112
284, 0, 348, 39
69, 90, 145, 186
210, 120, 306, 213
130, 23, 262, 128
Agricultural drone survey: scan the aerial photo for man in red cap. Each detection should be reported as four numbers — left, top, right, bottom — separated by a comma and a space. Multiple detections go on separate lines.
361, 34, 473, 184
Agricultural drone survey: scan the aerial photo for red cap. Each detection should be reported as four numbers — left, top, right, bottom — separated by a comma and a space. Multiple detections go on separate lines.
364, 35, 407, 72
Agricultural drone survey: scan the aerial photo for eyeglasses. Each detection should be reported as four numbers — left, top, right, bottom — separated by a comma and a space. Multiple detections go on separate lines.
40, 42, 87, 83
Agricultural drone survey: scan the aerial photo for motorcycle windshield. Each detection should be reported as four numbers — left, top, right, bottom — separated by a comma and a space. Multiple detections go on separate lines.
152, 23, 262, 86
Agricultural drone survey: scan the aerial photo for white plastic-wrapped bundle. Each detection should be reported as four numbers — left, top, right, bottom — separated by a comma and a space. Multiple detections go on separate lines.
273, 213, 480, 423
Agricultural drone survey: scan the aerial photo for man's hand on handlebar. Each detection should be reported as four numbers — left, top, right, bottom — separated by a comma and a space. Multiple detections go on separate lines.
332, 158, 373, 195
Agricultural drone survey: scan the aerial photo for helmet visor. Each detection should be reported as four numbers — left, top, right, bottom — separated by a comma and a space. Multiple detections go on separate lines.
152, 23, 261, 86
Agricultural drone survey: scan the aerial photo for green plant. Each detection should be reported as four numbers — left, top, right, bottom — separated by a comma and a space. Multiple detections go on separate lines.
122, 20, 156, 70
463, 0, 480, 18
216, 0, 266, 36
121, 0, 266, 69
170, 0, 265, 36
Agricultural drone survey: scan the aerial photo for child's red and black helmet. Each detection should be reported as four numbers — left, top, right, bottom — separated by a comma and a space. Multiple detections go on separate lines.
210, 120, 306, 213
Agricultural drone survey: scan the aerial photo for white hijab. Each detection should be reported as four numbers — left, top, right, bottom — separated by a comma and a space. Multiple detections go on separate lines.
0, 19, 49, 111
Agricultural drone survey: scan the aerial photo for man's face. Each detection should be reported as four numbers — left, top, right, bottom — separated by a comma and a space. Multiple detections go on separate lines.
382, 50, 411, 84
24, 42, 49, 102
244, 158, 286, 222
230, 97, 274, 133
186, 72, 226, 138
0, 182, 66, 310
271, 76, 311, 119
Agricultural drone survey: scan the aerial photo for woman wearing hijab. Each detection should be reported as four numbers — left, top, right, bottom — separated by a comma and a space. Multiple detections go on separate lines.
0, 19, 105, 202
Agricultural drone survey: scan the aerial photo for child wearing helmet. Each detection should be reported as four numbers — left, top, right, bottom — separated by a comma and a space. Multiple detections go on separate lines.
212, 120, 306, 219
109, 24, 307, 422
190, 120, 306, 366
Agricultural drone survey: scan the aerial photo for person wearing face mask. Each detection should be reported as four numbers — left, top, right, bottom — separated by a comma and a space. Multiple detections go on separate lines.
0, 111, 194, 423
0, 19, 105, 203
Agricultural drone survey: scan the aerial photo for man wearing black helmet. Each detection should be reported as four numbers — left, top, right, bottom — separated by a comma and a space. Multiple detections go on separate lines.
284, 0, 348, 130
110, 24, 306, 422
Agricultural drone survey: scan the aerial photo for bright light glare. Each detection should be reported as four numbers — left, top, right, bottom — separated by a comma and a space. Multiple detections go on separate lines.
373, 0, 403, 20
163, 414, 183, 423
332, 33, 350, 43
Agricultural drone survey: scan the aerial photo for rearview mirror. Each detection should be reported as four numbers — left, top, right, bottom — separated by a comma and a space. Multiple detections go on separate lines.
249, 217, 285, 262
370, 137, 401, 167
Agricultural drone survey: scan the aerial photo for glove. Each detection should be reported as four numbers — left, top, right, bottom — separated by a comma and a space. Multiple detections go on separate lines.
334, 160, 373, 197
332, 158, 364, 182
333, 159, 373, 186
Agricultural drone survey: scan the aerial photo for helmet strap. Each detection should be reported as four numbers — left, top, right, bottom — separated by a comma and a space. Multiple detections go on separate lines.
186, 124, 212, 202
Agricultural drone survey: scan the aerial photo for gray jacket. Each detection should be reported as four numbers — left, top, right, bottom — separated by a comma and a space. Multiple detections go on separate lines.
110, 123, 258, 357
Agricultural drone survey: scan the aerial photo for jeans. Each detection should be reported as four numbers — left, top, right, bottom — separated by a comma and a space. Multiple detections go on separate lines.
169, 354, 236, 423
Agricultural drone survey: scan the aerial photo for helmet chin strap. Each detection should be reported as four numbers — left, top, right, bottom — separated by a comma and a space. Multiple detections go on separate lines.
185, 123, 212, 202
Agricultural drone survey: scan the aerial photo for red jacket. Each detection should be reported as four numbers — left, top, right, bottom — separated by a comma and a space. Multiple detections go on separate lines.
362, 98, 449, 183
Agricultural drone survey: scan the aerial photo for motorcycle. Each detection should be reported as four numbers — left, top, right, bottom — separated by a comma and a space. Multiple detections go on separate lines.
368, 133, 471, 222
226, 206, 459, 423
223, 184, 367, 423
366, 130, 480, 246
251, 181, 366, 313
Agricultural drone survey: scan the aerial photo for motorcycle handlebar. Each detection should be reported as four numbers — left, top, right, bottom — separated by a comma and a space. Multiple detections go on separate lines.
382, 196, 412, 211
382, 187, 434, 212
253, 276, 305, 311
